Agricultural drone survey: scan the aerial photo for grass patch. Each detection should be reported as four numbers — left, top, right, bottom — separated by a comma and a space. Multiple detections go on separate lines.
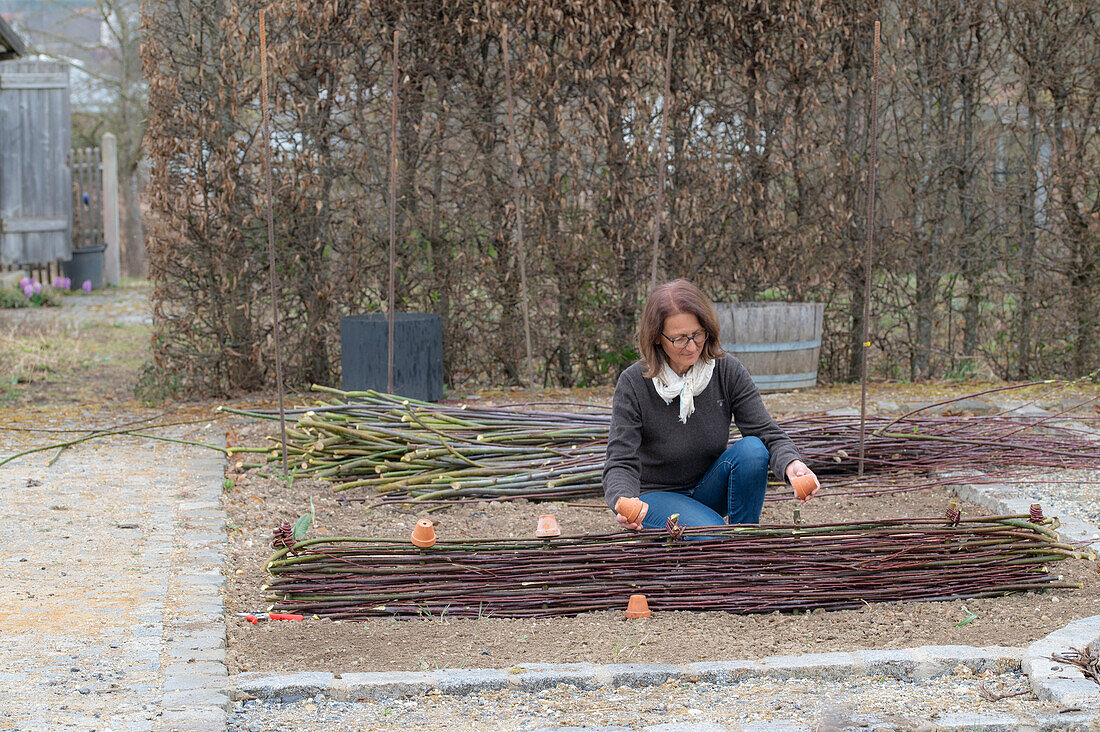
0, 322, 83, 393
0, 321, 151, 404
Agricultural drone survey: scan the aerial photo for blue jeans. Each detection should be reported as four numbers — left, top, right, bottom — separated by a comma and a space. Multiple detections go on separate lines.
640, 437, 769, 529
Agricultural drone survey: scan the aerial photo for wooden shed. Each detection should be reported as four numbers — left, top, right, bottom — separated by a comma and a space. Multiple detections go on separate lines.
0, 17, 72, 268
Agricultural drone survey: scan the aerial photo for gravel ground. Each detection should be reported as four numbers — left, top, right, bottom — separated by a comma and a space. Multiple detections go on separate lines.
226, 668, 1048, 731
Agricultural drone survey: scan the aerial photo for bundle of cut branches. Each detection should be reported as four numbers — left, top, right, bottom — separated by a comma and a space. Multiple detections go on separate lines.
223, 387, 1098, 503
263, 515, 1091, 619
223, 387, 612, 502
789, 413, 1098, 478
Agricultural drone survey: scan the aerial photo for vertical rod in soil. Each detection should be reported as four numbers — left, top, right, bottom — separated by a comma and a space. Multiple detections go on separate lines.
650, 9, 675, 290
388, 28, 399, 395
259, 8, 288, 477
858, 20, 882, 478
500, 24, 535, 388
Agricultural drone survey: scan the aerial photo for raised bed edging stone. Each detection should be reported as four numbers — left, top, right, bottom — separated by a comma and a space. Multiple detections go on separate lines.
1025, 615, 1100, 709
160, 445, 232, 731
232, 644, 1024, 702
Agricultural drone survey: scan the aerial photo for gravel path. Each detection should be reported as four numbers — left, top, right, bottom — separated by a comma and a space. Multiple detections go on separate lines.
1, 286, 230, 731
0, 413, 228, 731
225, 670, 1051, 731
1, 286, 151, 326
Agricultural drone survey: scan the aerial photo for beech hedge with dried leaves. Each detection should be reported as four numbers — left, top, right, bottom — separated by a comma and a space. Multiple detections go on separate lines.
142, 0, 1100, 395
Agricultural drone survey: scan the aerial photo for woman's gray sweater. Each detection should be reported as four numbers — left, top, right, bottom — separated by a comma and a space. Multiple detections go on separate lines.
602, 354, 802, 510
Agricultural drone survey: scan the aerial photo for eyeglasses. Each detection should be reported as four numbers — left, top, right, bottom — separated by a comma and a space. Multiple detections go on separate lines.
661, 330, 708, 351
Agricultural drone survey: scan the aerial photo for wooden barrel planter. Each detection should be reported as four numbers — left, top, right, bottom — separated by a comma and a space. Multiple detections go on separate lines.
714, 302, 824, 391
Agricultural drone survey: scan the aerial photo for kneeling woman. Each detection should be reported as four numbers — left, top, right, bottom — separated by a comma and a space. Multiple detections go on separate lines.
603, 279, 820, 530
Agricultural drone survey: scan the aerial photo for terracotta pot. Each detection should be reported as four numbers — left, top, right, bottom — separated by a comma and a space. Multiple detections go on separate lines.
410, 518, 438, 548
615, 497, 649, 525
535, 514, 561, 538
625, 593, 651, 619
792, 473, 818, 501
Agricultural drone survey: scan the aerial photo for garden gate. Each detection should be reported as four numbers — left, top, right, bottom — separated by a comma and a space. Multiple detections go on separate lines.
0, 59, 72, 268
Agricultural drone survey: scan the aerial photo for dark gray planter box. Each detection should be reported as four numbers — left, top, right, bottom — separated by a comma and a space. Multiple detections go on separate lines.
340, 313, 443, 402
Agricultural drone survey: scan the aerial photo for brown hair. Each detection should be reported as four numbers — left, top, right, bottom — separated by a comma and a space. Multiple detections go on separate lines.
638, 279, 725, 378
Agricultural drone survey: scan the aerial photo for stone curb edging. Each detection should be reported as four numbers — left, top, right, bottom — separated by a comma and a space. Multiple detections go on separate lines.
231, 644, 1022, 703
228, 634, 1100, 732
1025, 615, 1100, 711
159, 440, 231, 732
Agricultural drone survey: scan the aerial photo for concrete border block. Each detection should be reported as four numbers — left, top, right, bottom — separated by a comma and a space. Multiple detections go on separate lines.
855, 649, 918, 680
603, 663, 681, 688
515, 662, 598, 691
1032, 710, 1100, 731
643, 723, 733, 732
161, 688, 231, 711
1036, 677, 1100, 707
235, 671, 333, 702
331, 671, 435, 701
160, 706, 227, 731
526, 728, 631, 732
435, 667, 512, 695
163, 674, 226, 692
1026, 615, 1100, 707
932, 711, 1027, 731
681, 660, 761, 684
758, 651, 857, 680
914, 645, 1020, 677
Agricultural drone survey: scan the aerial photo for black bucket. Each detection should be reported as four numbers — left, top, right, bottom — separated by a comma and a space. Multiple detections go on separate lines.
61, 245, 107, 290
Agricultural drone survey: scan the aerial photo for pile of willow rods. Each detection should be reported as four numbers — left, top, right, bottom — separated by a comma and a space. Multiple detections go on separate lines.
223, 388, 611, 502
787, 413, 1098, 478
223, 387, 1098, 503
263, 515, 1091, 619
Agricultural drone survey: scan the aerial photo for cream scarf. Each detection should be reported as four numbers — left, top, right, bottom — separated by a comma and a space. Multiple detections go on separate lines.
652, 358, 715, 424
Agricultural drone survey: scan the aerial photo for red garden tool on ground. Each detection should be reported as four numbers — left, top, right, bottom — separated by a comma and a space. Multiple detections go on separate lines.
235, 612, 304, 624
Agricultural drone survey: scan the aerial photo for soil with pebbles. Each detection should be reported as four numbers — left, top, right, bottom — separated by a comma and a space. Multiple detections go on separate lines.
221, 393, 1100, 675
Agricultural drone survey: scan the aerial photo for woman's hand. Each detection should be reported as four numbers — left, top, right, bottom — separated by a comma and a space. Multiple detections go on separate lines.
786, 460, 820, 501
614, 497, 648, 530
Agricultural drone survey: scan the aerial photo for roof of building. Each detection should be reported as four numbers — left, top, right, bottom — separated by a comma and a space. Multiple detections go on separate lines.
0, 15, 27, 60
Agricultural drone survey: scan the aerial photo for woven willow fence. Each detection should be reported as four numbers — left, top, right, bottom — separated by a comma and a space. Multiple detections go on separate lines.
263, 515, 1092, 619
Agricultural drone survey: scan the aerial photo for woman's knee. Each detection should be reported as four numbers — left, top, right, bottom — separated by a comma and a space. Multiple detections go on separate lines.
734, 436, 769, 469
640, 491, 725, 528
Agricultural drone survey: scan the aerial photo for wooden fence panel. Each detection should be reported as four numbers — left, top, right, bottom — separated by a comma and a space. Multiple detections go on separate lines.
0, 59, 72, 266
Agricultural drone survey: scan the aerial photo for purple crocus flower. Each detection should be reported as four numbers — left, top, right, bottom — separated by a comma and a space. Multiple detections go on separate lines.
32, 281, 42, 294
20, 277, 31, 289
61, 277, 71, 290
82, 280, 92, 294
23, 283, 34, 298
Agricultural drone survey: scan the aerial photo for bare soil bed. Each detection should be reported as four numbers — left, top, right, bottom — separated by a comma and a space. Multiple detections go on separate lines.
221, 389, 1100, 674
